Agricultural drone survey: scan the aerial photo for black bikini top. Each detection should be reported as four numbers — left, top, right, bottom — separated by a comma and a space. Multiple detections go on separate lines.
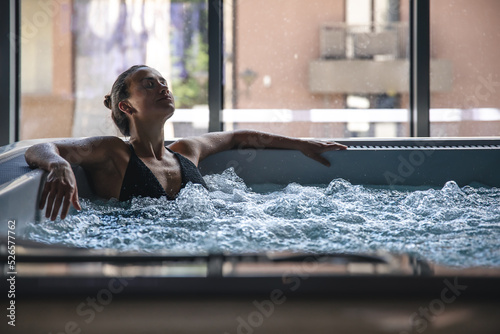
119, 144, 208, 201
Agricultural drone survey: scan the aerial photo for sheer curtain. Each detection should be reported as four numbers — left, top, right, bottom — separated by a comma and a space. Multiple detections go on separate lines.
72, 0, 171, 137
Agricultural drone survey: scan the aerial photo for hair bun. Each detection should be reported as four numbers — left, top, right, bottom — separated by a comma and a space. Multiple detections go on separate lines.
103, 94, 112, 109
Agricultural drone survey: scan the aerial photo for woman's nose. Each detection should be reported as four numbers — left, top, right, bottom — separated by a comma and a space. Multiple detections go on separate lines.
159, 82, 169, 93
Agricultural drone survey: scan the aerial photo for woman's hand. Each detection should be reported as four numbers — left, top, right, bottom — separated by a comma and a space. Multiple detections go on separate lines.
298, 140, 347, 167
39, 162, 81, 221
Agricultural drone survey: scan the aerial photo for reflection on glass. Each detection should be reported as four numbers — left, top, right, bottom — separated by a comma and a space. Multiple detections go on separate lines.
224, 0, 410, 138
20, 0, 208, 140
430, 0, 500, 137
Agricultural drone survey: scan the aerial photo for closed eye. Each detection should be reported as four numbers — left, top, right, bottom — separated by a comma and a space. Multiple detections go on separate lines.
159, 79, 169, 89
143, 78, 168, 90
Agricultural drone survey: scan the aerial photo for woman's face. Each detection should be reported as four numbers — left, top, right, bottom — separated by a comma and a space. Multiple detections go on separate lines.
124, 67, 175, 120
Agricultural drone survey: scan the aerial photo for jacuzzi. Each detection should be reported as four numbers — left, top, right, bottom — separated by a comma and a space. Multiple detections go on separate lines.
1, 137, 500, 333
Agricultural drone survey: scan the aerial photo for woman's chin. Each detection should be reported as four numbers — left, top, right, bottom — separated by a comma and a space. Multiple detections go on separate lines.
164, 109, 175, 120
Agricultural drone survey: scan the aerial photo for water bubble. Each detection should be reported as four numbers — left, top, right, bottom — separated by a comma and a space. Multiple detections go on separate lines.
176, 183, 215, 218
325, 178, 352, 195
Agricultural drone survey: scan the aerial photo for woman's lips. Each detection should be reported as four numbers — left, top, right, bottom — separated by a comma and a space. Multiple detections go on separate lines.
157, 95, 172, 102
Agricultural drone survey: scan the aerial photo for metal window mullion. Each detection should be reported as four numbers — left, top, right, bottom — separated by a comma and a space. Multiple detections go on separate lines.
411, 0, 430, 137
409, 0, 415, 136
13, 0, 20, 142
208, 0, 223, 132
0, 0, 19, 146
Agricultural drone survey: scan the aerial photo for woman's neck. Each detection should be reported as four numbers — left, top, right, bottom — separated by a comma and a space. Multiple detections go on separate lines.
129, 123, 166, 160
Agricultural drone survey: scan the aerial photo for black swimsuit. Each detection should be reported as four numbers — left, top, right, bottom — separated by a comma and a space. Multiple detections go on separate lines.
119, 145, 208, 201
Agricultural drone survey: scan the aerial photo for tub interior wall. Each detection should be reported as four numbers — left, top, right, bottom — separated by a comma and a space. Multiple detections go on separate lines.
199, 146, 500, 187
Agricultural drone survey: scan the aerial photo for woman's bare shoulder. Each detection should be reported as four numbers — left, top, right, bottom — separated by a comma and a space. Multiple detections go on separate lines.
167, 137, 204, 163
55, 135, 126, 146
53, 136, 127, 150
54, 136, 130, 165
168, 132, 235, 164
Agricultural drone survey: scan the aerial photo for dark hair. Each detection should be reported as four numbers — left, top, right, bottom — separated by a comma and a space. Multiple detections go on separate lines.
104, 65, 148, 136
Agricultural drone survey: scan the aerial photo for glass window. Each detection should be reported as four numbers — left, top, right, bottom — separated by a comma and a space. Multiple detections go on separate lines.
21, 1, 499, 140
223, 0, 410, 138
430, 0, 500, 137
20, 0, 208, 140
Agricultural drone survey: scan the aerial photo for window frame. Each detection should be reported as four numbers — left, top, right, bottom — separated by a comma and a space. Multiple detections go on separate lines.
1, 0, 432, 145
1, 0, 20, 145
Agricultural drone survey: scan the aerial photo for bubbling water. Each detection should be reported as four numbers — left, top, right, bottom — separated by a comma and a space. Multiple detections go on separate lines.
25, 168, 500, 267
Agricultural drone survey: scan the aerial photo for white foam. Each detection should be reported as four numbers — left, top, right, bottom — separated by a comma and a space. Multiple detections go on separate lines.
24, 169, 500, 268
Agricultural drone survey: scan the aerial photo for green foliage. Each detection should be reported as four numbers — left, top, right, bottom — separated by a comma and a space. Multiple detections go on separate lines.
172, 35, 208, 108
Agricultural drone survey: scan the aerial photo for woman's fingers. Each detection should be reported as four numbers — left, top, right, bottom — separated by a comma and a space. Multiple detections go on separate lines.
62, 184, 81, 219
60, 195, 72, 220
72, 189, 82, 211
320, 141, 347, 151
45, 186, 57, 219
315, 155, 331, 167
45, 185, 77, 221
332, 142, 347, 150
300, 140, 347, 166
41, 168, 81, 220
50, 191, 65, 221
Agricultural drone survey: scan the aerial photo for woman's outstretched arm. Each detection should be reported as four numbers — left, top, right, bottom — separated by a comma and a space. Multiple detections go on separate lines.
25, 136, 126, 220
25, 142, 82, 220
170, 130, 347, 166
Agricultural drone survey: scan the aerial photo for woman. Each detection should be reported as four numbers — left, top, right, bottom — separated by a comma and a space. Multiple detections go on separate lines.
25, 65, 347, 221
